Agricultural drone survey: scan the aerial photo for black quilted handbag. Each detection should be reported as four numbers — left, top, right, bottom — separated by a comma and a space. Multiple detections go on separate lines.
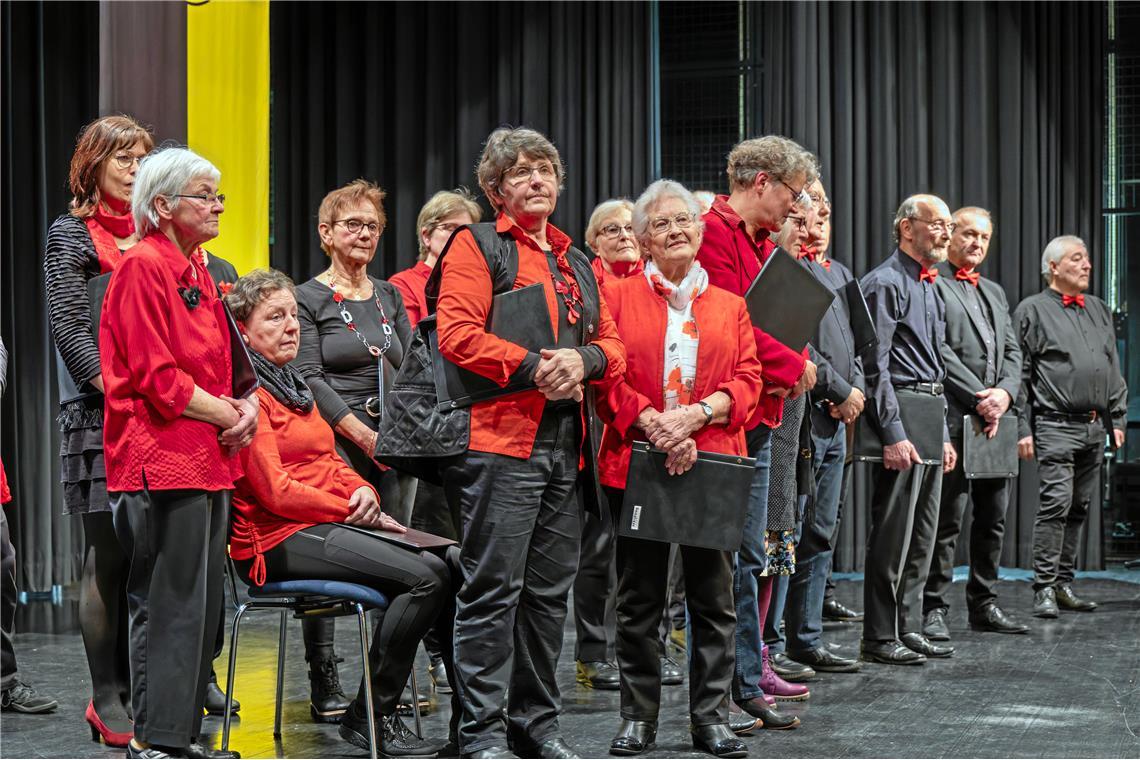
372, 223, 518, 485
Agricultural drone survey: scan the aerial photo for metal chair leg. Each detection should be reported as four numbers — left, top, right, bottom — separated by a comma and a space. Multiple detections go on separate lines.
356, 603, 379, 760
409, 667, 423, 737
273, 609, 287, 738
222, 603, 250, 751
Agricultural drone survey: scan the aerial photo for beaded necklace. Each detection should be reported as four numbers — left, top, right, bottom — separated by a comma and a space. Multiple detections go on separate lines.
327, 277, 392, 358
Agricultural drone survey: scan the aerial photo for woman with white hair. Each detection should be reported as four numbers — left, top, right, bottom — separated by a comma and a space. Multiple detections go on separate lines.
597, 179, 765, 757
100, 145, 256, 759
585, 198, 643, 285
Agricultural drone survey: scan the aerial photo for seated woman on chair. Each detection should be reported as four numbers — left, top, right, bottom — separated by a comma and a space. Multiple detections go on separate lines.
225, 268, 456, 758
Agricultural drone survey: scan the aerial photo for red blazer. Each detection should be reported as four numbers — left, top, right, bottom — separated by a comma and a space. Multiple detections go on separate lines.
595, 275, 762, 489
696, 195, 808, 429
436, 213, 626, 459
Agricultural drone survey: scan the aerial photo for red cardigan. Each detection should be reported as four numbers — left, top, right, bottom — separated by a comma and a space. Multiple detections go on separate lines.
595, 275, 762, 489
230, 388, 375, 584
696, 196, 808, 429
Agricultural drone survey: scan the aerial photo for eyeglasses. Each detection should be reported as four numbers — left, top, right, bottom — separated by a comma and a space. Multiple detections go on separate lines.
111, 153, 144, 170
432, 222, 462, 236
807, 193, 831, 210
648, 213, 696, 235
909, 217, 956, 234
334, 219, 381, 235
172, 192, 226, 206
599, 223, 634, 239
789, 216, 807, 230
775, 177, 811, 207
502, 162, 557, 185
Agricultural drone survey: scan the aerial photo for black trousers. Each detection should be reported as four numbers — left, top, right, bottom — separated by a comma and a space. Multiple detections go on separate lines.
1, 508, 17, 689
235, 523, 458, 720
611, 487, 735, 727
111, 488, 227, 748
863, 462, 942, 641
923, 441, 1010, 615
1032, 419, 1102, 591
442, 407, 581, 754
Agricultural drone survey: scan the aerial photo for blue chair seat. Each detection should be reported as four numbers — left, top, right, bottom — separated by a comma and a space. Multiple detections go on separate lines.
247, 579, 391, 612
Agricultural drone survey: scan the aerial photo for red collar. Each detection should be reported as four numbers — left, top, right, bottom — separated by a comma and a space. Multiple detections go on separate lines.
496, 212, 571, 256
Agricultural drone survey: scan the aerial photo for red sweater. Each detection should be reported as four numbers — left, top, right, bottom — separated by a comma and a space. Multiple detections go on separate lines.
595, 275, 762, 489
230, 388, 376, 584
696, 196, 808, 429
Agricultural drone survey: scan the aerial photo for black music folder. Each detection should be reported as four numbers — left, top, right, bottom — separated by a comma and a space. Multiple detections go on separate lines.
744, 248, 835, 351
618, 442, 756, 552
853, 392, 945, 465
340, 524, 458, 551
432, 283, 556, 410
962, 414, 1019, 480
843, 280, 878, 358
88, 273, 111, 348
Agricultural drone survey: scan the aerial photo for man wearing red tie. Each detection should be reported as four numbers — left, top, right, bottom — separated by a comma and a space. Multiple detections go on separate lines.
858, 194, 958, 666
1013, 235, 1127, 618
922, 208, 1028, 641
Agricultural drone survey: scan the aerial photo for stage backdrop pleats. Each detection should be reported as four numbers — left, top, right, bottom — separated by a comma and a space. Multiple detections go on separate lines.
187, 0, 270, 274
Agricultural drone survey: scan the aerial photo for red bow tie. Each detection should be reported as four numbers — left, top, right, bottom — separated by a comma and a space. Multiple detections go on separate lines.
954, 268, 979, 286
797, 245, 814, 260
918, 267, 938, 284
1062, 293, 1085, 308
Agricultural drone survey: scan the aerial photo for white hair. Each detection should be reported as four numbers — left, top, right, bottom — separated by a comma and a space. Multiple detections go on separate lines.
631, 179, 705, 239
1040, 235, 1086, 279
132, 145, 221, 237
584, 198, 634, 253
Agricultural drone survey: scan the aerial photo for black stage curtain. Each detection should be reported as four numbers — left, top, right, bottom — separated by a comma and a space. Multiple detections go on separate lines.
759, 1, 1106, 572
1, 1, 99, 589
270, 1, 653, 282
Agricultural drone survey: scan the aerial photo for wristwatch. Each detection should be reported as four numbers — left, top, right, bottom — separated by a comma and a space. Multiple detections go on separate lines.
697, 400, 714, 425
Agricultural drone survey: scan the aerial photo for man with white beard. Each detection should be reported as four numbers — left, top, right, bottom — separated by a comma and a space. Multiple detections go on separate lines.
858, 194, 958, 666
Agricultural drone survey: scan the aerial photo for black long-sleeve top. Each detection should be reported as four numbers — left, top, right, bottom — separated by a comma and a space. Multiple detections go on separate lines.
1014, 287, 1128, 438
860, 249, 948, 445
43, 214, 104, 393
802, 256, 865, 427
294, 276, 413, 430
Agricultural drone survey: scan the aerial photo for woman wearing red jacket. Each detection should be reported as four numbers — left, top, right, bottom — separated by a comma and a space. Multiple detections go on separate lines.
597, 180, 762, 759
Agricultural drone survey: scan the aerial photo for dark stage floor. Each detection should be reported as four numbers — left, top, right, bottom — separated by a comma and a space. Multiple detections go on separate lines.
2, 577, 1139, 759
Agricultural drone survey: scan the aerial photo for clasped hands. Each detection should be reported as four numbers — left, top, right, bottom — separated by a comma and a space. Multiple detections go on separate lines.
534, 348, 585, 402
344, 486, 407, 532
638, 405, 705, 476
218, 393, 259, 456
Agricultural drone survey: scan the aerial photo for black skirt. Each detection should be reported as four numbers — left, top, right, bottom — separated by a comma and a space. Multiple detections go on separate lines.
57, 397, 109, 515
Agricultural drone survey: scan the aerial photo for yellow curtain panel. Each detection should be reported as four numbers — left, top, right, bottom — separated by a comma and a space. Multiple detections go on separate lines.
186, 0, 270, 274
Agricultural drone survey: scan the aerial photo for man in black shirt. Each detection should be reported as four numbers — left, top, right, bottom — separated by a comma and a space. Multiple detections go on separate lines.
859, 194, 958, 666
922, 207, 1028, 640
1014, 235, 1127, 618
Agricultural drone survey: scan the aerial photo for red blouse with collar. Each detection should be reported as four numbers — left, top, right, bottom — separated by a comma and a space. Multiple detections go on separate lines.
99, 232, 241, 492
389, 260, 433, 328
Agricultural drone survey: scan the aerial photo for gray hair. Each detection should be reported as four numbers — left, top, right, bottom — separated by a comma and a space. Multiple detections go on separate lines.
132, 145, 221, 237
1040, 235, 1086, 279
476, 127, 564, 210
892, 193, 947, 243
224, 268, 296, 323
584, 198, 634, 253
726, 135, 819, 192
631, 179, 705, 239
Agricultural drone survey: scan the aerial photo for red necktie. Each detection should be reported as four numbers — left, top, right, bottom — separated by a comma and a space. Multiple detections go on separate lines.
955, 268, 980, 286
919, 267, 937, 284
820, 258, 831, 271
1062, 293, 1086, 308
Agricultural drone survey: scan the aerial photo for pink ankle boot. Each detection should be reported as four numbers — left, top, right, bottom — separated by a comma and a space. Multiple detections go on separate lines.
760, 645, 810, 702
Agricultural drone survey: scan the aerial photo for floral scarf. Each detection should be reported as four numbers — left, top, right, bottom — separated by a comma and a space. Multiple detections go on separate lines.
645, 259, 708, 410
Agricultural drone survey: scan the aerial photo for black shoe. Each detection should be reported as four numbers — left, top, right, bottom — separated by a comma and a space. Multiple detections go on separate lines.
822, 598, 863, 622
969, 604, 1029, 634
733, 697, 800, 730
309, 655, 351, 723
429, 658, 452, 694
922, 608, 950, 641
769, 651, 815, 682
860, 639, 927, 666
340, 710, 447, 757
531, 737, 580, 759
787, 646, 860, 673
185, 742, 241, 759
576, 660, 621, 691
0, 679, 58, 714
1033, 587, 1059, 618
126, 741, 175, 759
727, 703, 759, 735
900, 632, 954, 658
660, 656, 683, 686
462, 748, 513, 759
1055, 584, 1098, 611
690, 724, 748, 758
610, 720, 657, 756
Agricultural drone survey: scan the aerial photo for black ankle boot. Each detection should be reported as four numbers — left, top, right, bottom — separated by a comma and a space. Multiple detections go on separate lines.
309, 655, 351, 723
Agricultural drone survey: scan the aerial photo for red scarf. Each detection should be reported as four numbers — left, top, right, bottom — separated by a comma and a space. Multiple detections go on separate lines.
954, 267, 980, 286
1062, 293, 1085, 308
86, 202, 135, 273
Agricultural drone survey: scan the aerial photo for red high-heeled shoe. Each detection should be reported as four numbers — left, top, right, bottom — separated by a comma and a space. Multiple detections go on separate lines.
85, 700, 133, 747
